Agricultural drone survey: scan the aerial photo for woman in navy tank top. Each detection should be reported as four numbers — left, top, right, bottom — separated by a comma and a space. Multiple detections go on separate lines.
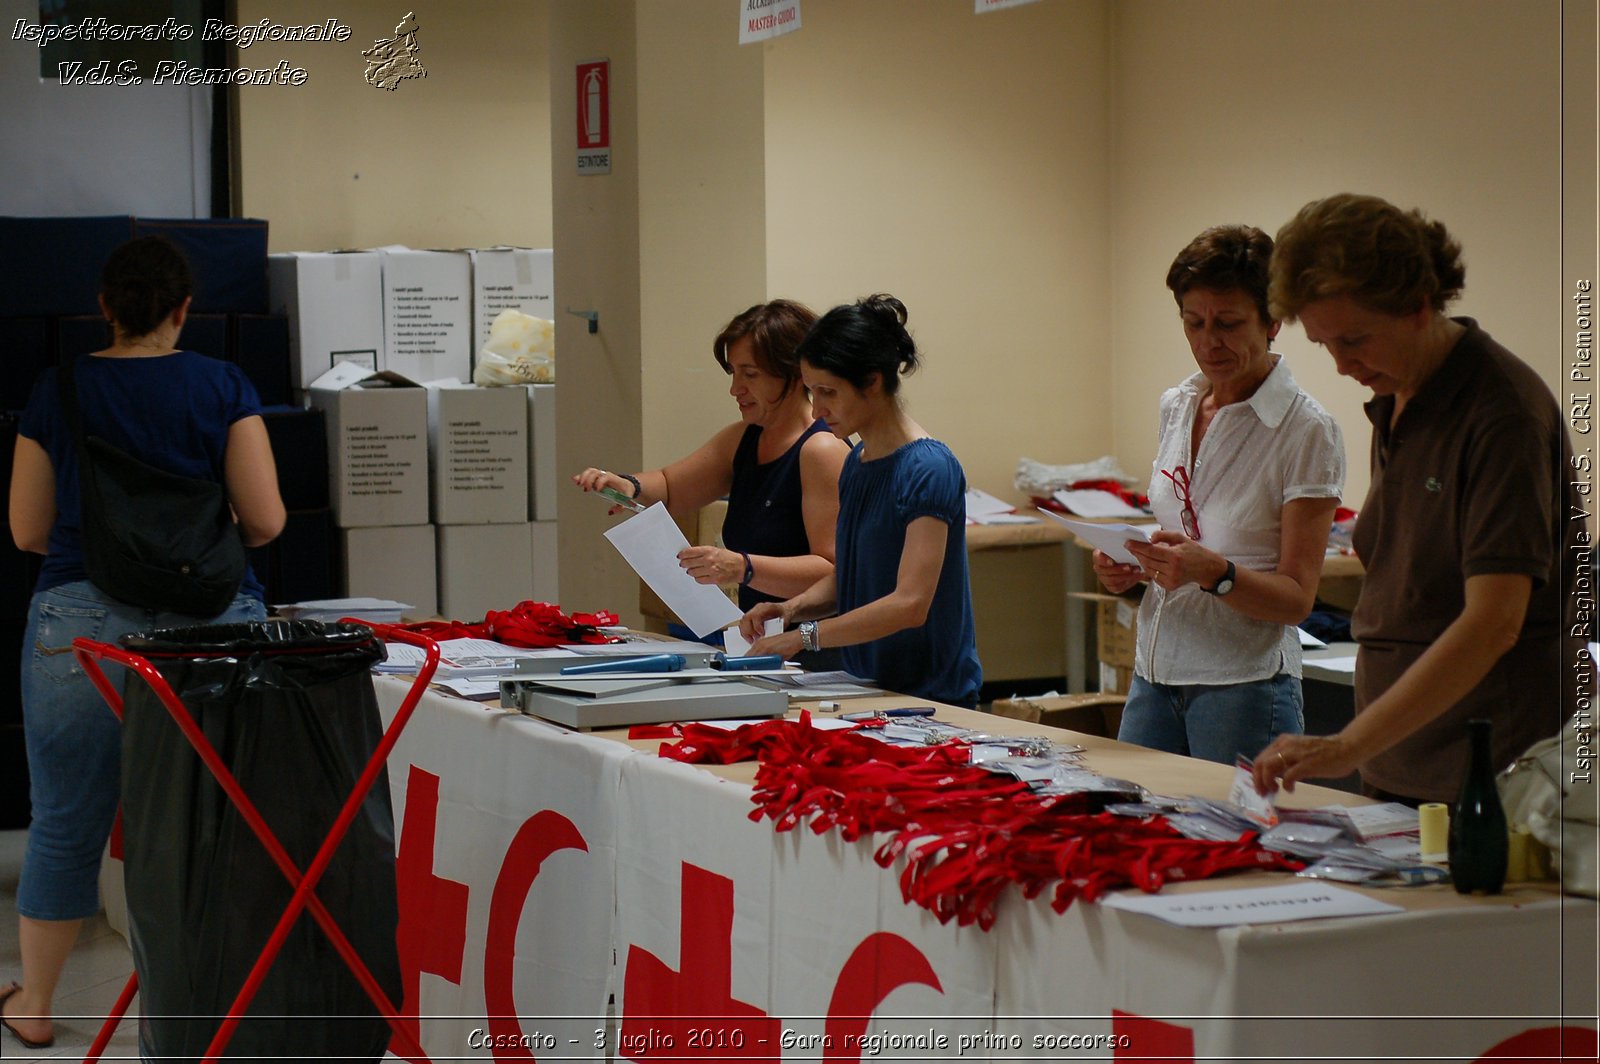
573, 300, 850, 613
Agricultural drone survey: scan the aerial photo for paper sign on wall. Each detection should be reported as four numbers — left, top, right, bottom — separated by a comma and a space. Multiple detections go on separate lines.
576, 59, 611, 175
739, 0, 801, 44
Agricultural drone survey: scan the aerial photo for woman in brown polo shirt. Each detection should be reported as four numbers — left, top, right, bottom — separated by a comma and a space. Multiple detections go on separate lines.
1252, 194, 1581, 806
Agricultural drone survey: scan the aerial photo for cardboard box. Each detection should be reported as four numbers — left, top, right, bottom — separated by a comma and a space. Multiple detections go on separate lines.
307, 363, 429, 528
437, 522, 534, 621
266, 508, 340, 604
1072, 591, 1139, 669
530, 519, 559, 605
1098, 662, 1135, 696
268, 251, 384, 389
471, 247, 554, 357
0, 215, 134, 316
990, 693, 1125, 738
0, 317, 53, 412
379, 247, 472, 383
343, 524, 438, 618
261, 406, 329, 511
184, 313, 230, 362
234, 313, 293, 407
132, 218, 269, 314
426, 383, 528, 524
526, 383, 558, 521
56, 315, 111, 357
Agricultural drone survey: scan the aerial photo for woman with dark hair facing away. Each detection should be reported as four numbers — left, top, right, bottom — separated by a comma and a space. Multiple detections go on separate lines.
740, 294, 982, 707
1094, 225, 1345, 765
1254, 194, 1580, 805
574, 300, 849, 614
3, 236, 285, 1049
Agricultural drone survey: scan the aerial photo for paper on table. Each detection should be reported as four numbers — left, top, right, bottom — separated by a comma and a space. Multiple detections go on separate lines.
974, 512, 1041, 525
603, 502, 743, 637
965, 488, 1015, 522
1297, 627, 1328, 648
1052, 488, 1148, 519
1101, 881, 1403, 927
1037, 509, 1153, 565
723, 617, 780, 658
1308, 655, 1357, 673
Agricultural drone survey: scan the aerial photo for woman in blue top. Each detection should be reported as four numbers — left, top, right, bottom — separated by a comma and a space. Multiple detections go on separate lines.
742, 295, 982, 707
3, 237, 285, 1050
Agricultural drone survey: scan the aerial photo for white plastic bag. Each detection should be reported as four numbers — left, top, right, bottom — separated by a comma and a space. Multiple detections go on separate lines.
473, 309, 555, 385
1499, 719, 1599, 897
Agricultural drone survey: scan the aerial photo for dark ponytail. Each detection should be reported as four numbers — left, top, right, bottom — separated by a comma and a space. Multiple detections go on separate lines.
796, 292, 920, 396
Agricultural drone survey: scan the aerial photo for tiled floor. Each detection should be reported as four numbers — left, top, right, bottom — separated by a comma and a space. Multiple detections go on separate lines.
0, 829, 141, 1062
1, 829, 417, 1062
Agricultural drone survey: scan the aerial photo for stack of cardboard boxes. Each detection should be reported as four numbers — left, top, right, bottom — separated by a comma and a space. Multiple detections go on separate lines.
273, 246, 559, 621
1072, 590, 1140, 696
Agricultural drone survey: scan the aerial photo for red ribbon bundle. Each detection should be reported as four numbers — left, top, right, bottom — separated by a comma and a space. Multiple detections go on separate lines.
394, 600, 620, 647
662, 714, 1301, 929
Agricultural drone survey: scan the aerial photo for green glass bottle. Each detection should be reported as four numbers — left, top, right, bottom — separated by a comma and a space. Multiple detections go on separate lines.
1448, 718, 1508, 895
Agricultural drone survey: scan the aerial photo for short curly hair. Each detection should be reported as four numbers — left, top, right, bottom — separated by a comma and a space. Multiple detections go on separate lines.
1269, 194, 1466, 322
1165, 225, 1275, 325
712, 299, 818, 391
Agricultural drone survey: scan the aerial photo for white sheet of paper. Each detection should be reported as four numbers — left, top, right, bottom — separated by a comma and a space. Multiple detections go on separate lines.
974, 511, 1041, 525
603, 502, 743, 637
965, 488, 1015, 521
1308, 655, 1358, 673
1297, 627, 1328, 648
1052, 488, 1147, 519
433, 677, 507, 700
1037, 510, 1152, 565
1101, 881, 1403, 927
722, 618, 780, 658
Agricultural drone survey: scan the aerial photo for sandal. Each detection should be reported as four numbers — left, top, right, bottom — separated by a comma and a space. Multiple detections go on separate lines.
0, 981, 55, 1050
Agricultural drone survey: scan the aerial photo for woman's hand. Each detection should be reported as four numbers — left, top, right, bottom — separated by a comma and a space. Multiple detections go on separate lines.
1092, 549, 1145, 594
1251, 733, 1361, 796
1125, 531, 1226, 592
572, 467, 637, 515
749, 627, 804, 660
739, 601, 788, 641
678, 545, 741, 586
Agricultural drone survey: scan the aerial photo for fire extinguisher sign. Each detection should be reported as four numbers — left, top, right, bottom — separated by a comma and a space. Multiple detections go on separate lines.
576, 59, 610, 175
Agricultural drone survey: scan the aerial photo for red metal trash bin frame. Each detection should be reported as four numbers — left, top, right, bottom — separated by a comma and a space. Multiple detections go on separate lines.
71, 621, 439, 1064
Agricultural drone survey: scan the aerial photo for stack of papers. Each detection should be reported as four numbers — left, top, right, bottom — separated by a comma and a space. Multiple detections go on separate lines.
275, 597, 412, 624
965, 488, 1040, 525
1051, 488, 1148, 520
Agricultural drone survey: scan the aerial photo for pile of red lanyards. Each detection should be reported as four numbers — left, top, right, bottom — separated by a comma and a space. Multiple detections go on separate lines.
655, 713, 1301, 930
394, 601, 620, 647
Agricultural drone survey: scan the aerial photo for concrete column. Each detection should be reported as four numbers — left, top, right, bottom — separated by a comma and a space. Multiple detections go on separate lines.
549, 1, 766, 625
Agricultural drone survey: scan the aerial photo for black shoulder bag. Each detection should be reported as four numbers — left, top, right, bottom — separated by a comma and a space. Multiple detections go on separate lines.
58, 355, 246, 617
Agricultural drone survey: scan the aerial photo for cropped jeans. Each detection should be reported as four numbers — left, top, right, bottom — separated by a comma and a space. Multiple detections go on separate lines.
1116, 671, 1304, 766
17, 580, 264, 921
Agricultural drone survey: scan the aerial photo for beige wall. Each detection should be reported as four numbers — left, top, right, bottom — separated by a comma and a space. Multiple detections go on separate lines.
1108, 0, 1565, 508
236, 1, 552, 252
764, 0, 1113, 504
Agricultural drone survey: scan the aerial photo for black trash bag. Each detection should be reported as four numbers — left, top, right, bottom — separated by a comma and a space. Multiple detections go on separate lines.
117, 620, 400, 1063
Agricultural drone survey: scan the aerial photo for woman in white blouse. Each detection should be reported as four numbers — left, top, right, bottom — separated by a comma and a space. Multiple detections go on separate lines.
1093, 225, 1345, 764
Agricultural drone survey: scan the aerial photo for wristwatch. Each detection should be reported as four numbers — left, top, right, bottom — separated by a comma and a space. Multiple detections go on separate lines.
1205, 559, 1237, 597
799, 621, 820, 652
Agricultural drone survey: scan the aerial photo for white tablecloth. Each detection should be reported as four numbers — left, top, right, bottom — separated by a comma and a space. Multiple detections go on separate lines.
368, 679, 1598, 1062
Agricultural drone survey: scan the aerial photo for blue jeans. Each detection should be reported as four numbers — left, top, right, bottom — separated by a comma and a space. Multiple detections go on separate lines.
1117, 672, 1304, 766
17, 581, 265, 921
